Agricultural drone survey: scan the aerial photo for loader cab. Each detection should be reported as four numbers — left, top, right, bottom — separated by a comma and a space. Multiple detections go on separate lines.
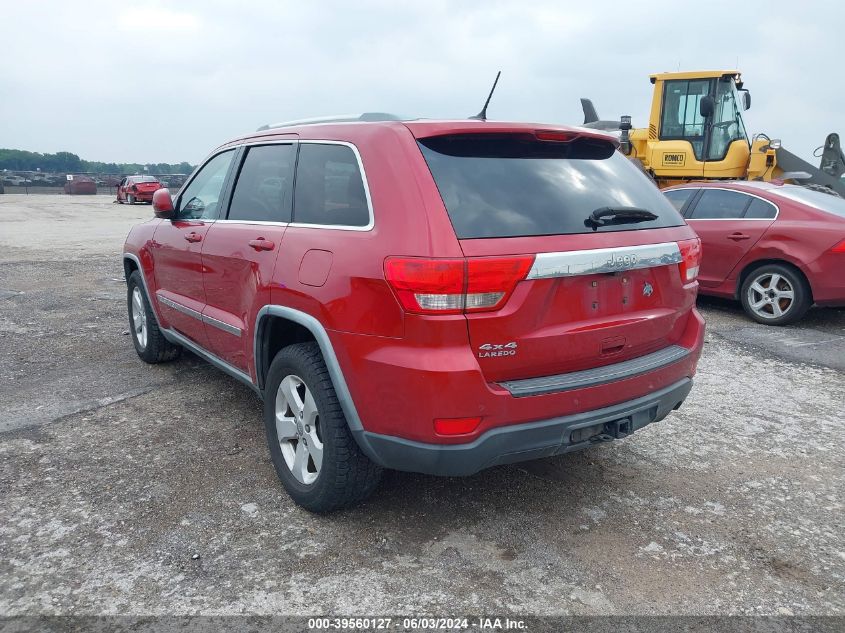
645, 70, 752, 181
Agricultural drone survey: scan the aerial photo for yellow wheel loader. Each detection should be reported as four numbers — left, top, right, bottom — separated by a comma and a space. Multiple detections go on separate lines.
581, 70, 844, 195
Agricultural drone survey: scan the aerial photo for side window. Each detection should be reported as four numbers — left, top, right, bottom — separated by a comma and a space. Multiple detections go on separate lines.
227, 144, 295, 222
689, 189, 750, 219
664, 189, 696, 215
176, 150, 235, 220
744, 197, 777, 219
293, 144, 370, 227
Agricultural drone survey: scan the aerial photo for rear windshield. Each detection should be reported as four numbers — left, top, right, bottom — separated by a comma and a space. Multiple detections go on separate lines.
132, 176, 159, 183
771, 185, 845, 218
418, 135, 685, 238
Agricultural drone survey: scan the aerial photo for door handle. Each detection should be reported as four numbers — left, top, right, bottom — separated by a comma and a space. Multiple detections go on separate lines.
184, 232, 202, 243
248, 238, 276, 251
727, 232, 750, 241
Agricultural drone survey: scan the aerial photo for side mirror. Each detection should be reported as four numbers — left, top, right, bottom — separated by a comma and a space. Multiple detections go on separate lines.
152, 188, 175, 219
741, 89, 751, 111
699, 95, 715, 118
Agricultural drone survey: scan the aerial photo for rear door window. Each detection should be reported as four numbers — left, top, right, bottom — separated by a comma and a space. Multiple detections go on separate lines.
292, 143, 370, 227
418, 135, 684, 238
227, 144, 296, 222
688, 189, 751, 219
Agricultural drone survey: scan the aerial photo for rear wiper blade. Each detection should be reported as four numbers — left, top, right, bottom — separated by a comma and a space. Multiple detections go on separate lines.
585, 206, 659, 228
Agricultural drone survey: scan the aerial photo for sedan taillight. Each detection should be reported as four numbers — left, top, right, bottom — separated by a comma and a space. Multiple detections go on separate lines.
831, 239, 845, 253
678, 238, 702, 283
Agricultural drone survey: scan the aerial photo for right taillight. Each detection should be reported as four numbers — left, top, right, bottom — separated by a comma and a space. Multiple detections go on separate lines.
384, 255, 534, 315
678, 238, 702, 283
831, 239, 845, 253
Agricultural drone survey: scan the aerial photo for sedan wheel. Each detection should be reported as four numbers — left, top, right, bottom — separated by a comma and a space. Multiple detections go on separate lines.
275, 374, 323, 485
740, 264, 811, 326
746, 272, 795, 320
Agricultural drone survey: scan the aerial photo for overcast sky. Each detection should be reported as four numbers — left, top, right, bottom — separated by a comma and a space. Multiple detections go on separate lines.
1, 0, 841, 165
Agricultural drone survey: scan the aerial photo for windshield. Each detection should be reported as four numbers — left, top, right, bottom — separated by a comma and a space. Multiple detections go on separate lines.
418, 135, 685, 239
772, 186, 845, 218
707, 80, 748, 160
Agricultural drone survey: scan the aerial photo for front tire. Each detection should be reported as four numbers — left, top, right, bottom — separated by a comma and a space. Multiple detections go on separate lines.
740, 264, 811, 325
127, 270, 182, 363
127, 194, 136, 204
263, 342, 382, 512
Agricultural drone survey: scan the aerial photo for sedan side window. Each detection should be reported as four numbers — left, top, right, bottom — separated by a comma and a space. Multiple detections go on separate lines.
176, 150, 235, 220
664, 189, 696, 215
689, 189, 751, 219
744, 197, 778, 219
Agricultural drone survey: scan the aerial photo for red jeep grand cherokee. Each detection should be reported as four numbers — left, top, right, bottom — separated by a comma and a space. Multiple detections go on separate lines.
123, 115, 705, 512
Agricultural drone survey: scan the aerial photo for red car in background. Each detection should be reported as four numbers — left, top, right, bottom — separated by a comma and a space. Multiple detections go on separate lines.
117, 175, 162, 204
664, 181, 845, 325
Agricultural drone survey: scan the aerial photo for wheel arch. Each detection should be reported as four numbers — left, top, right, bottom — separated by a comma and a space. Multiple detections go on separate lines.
254, 306, 365, 434
735, 258, 814, 302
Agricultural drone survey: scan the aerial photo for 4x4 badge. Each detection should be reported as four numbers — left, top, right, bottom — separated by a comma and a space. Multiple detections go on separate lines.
643, 282, 654, 297
478, 342, 517, 358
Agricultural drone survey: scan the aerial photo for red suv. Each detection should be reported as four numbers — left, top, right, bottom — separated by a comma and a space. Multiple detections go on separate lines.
664, 181, 845, 325
123, 116, 705, 511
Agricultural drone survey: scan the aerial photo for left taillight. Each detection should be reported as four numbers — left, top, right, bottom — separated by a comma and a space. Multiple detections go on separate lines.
678, 238, 702, 283
384, 255, 535, 315
831, 239, 845, 253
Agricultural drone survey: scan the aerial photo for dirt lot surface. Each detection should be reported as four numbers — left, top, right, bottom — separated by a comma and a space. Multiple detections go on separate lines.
1, 195, 843, 616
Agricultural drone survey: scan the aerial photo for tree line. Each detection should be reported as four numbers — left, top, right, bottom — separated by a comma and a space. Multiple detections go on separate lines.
0, 148, 194, 175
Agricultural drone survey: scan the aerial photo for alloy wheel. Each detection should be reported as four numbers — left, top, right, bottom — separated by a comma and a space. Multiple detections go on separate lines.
746, 272, 795, 320
275, 375, 323, 485
131, 286, 148, 349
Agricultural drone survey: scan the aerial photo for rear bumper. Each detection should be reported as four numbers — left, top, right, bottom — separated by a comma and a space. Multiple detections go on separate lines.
354, 377, 692, 476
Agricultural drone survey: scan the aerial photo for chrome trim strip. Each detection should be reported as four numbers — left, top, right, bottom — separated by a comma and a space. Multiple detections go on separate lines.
158, 294, 202, 320
526, 242, 682, 279
500, 345, 690, 398
203, 313, 242, 337
668, 186, 780, 220
214, 219, 289, 226
161, 328, 258, 393
157, 294, 242, 337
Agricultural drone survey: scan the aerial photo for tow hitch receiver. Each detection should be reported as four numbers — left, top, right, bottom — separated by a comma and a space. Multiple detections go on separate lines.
588, 417, 633, 443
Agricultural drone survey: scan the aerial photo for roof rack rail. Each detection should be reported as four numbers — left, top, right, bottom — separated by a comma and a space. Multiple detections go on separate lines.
257, 112, 405, 132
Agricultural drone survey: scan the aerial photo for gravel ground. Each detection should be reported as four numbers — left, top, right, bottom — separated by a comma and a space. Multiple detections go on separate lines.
1, 195, 843, 616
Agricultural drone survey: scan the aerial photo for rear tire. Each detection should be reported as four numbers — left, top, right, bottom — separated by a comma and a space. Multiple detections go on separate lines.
127, 194, 136, 204
127, 270, 182, 363
263, 342, 382, 512
739, 264, 811, 326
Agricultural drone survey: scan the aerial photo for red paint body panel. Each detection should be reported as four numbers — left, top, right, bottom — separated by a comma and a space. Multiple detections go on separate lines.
666, 181, 845, 306
201, 222, 287, 374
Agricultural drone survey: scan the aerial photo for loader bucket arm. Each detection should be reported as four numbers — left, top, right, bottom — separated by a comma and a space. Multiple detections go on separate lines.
775, 143, 845, 196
